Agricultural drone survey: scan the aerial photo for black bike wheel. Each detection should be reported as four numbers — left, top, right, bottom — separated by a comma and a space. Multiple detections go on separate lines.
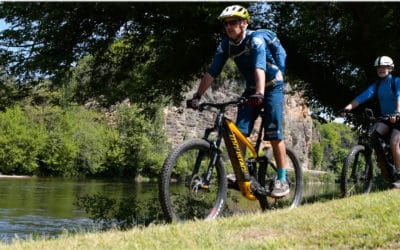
159, 139, 227, 222
257, 147, 303, 210
341, 145, 373, 197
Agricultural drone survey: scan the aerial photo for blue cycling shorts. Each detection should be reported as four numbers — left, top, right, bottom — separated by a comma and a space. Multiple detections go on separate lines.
236, 81, 284, 141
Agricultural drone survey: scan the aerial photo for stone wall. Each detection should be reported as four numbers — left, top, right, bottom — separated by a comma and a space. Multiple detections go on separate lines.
163, 82, 313, 169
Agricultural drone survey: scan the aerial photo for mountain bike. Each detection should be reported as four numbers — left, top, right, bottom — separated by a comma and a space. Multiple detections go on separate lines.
159, 98, 303, 222
341, 108, 399, 197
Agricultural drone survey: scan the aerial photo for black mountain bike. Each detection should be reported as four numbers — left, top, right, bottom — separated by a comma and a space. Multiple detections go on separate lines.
159, 98, 303, 222
341, 108, 399, 197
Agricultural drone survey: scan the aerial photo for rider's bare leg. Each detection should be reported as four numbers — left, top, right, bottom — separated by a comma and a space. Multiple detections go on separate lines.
270, 139, 287, 170
375, 122, 390, 135
390, 128, 400, 172
237, 136, 287, 169
373, 122, 392, 181
238, 138, 287, 170
270, 139, 290, 197
390, 127, 400, 188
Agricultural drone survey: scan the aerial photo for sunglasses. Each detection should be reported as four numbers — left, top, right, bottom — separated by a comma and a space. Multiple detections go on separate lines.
223, 19, 242, 27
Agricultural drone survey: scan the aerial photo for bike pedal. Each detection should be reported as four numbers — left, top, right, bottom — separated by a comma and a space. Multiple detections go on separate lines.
250, 180, 271, 197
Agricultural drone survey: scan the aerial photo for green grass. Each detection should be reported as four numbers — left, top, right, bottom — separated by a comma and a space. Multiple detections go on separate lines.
2, 189, 400, 249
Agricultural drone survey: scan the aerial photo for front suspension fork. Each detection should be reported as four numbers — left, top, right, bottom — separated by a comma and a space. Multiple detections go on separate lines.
189, 140, 220, 192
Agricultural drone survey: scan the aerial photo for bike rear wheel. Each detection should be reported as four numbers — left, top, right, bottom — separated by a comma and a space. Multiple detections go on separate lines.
341, 145, 373, 197
159, 139, 227, 222
257, 147, 303, 210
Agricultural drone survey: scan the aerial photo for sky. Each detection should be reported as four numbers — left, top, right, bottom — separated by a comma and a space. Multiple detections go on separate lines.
0, 19, 7, 31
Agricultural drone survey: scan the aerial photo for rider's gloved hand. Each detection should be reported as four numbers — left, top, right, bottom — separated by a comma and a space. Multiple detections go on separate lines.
247, 93, 264, 107
389, 112, 400, 123
186, 92, 201, 110
339, 108, 350, 117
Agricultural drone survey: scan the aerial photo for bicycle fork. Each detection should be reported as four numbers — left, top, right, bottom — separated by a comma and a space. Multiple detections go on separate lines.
188, 124, 223, 193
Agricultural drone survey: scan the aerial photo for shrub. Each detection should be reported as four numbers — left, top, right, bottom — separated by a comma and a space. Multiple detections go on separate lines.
114, 103, 168, 178
0, 106, 47, 174
28, 105, 117, 177
0, 101, 168, 178
313, 121, 357, 174
311, 141, 323, 170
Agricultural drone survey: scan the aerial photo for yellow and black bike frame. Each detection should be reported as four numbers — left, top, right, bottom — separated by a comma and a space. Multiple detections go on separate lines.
221, 117, 259, 200
199, 107, 263, 201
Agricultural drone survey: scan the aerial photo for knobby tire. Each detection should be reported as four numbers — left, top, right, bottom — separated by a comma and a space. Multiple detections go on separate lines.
159, 139, 227, 222
257, 147, 303, 210
341, 145, 373, 197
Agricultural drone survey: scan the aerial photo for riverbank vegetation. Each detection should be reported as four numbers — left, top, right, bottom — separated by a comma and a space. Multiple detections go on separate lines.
0, 97, 168, 179
0, 64, 356, 180
3, 189, 399, 249
311, 120, 356, 175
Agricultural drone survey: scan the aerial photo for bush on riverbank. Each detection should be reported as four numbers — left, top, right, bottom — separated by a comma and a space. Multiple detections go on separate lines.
311, 120, 356, 174
0, 103, 168, 179
0, 106, 48, 174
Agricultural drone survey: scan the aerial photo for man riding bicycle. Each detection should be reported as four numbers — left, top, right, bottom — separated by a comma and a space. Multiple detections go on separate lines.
187, 5, 289, 197
341, 56, 400, 189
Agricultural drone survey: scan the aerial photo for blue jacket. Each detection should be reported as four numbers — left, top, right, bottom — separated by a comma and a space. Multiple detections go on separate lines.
207, 29, 286, 92
355, 74, 400, 115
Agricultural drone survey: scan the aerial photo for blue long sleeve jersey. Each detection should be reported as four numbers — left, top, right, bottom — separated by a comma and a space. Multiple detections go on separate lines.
355, 74, 400, 115
207, 29, 287, 91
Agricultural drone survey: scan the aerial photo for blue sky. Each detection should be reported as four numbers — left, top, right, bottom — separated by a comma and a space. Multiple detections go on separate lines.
0, 19, 7, 31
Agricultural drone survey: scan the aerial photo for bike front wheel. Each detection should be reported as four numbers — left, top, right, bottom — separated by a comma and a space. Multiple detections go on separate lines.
257, 147, 303, 210
159, 139, 227, 222
341, 145, 373, 197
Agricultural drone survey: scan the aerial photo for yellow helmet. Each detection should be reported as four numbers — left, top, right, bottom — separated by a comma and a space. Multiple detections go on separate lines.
218, 5, 250, 22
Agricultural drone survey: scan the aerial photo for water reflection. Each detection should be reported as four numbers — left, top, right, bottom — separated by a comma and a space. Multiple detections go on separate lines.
0, 176, 341, 244
0, 177, 149, 243
302, 182, 341, 204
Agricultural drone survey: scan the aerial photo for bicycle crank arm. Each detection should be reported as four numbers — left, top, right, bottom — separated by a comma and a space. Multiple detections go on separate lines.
249, 180, 271, 197
237, 181, 257, 201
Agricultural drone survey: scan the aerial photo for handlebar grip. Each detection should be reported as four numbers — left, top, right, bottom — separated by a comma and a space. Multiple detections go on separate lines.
338, 109, 350, 115
198, 103, 206, 112
186, 99, 192, 109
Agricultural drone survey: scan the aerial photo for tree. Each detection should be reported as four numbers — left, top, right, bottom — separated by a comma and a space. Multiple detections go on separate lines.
0, 2, 230, 105
2, 2, 400, 113
269, 2, 400, 114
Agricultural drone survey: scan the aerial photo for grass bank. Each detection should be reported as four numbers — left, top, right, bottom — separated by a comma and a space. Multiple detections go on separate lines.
2, 190, 399, 249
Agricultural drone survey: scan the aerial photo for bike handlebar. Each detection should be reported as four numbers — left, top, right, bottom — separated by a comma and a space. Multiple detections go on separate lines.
343, 108, 399, 126
198, 98, 246, 112
362, 108, 399, 122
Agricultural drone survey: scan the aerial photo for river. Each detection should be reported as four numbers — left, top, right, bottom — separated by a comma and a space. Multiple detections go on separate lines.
0, 176, 156, 244
0, 176, 340, 244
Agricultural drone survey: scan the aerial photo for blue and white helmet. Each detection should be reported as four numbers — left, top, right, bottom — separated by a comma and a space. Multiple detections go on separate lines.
374, 56, 394, 68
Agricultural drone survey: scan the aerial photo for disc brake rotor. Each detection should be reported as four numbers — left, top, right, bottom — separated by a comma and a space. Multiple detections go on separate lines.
189, 174, 207, 201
